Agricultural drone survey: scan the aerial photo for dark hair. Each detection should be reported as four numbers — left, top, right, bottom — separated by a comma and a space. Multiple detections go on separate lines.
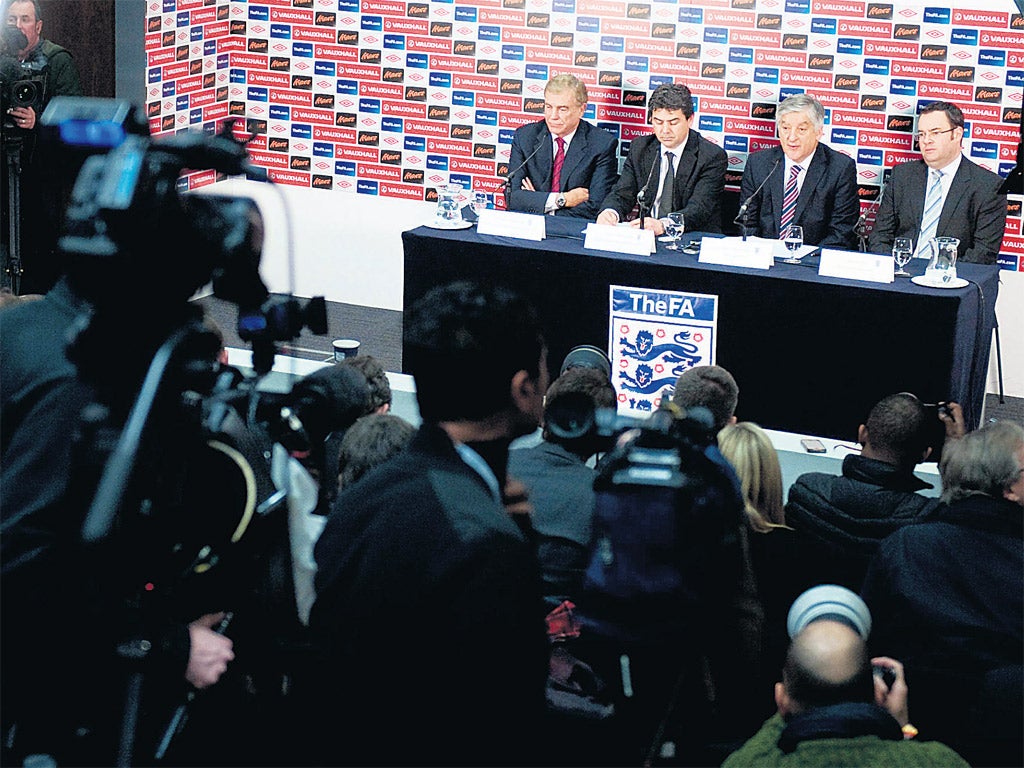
671, 365, 738, 432
405, 281, 545, 423
541, 367, 616, 449
340, 354, 392, 413
337, 414, 415, 489
865, 393, 930, 468
919, 101, 965, 131
647, 82, 694, 121
783, 628, 875, 711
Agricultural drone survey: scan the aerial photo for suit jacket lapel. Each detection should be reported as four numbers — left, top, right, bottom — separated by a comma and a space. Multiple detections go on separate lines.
767, 147, 786, 217
938, 158, 970, 229
794, 147, 828, 219
673, 133, 698, 208
906, 161, 929, 227
531, 128, 553, 189
558, 122, 587, 189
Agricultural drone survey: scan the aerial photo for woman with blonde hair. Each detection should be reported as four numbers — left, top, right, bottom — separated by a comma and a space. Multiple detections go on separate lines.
718, 421, 786, 532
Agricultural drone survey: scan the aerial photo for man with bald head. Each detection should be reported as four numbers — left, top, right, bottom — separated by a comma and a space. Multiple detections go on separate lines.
723, 619, 968, 766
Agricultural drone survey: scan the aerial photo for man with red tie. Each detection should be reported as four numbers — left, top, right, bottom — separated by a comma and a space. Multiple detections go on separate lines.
505, 73, 619, 219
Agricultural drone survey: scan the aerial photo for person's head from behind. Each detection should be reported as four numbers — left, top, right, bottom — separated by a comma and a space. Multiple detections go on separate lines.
940, 420, 1024, 507
339, 354, 392, 414
337, 413, 415, 490
541, 367, 616, 459
718, 421, 784, 532
671, 364, 738, 432
405, 281, 547, 435
858, 393, 932, 471
776, 620, 875, 719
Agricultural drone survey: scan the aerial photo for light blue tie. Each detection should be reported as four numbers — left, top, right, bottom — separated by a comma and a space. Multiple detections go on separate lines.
916, 169, 943, 257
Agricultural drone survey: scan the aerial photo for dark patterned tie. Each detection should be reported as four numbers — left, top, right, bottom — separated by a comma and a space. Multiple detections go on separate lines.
656, 152, 675, 218
779, 163, 802, 238
551, 136, 566, 192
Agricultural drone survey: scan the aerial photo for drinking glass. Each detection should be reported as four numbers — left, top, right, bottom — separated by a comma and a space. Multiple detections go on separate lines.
892, 237, 913, 277
664, 212, 685, 250
471, 190, 489, 218
782, 225, 804, 264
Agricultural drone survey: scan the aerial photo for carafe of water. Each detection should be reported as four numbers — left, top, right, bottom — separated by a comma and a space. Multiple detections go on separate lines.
925, 236, 959, 283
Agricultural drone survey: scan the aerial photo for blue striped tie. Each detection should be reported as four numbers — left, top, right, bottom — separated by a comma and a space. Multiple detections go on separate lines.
779, 164, 802, 238
916, 169, 944, 257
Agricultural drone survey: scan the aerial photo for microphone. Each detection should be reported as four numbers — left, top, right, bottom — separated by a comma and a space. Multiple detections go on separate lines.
734, 157, 781, 239
855, 178, 887, 252
636, 149, 660, 228
498, 136, 546, 208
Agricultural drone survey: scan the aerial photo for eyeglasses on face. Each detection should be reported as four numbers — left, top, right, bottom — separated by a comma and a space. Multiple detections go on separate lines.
915, 128, 957, 142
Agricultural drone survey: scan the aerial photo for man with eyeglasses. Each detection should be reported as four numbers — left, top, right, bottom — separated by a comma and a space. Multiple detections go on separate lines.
868, 101, 1007, 264
737, 93, 859, 247
505, 73, 619, 219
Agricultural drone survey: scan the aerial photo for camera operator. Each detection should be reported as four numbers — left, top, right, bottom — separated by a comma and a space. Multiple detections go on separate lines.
2, 0, 83, 294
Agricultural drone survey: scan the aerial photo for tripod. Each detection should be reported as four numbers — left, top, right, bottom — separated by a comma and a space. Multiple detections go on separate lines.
2, 129, 24, 294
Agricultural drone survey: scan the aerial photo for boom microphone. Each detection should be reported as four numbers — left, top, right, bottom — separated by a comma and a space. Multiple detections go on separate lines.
734, 157, 781, 238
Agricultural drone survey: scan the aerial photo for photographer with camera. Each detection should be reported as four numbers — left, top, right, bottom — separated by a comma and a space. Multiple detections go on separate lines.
2, 0, 83, 294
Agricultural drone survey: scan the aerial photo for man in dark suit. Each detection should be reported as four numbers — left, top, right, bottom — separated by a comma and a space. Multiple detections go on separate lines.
310, 282, 551, 765
868, 101, 1007, 264
739, 94, 859, 248
597, 82, 726, 234
505, 74, 618, 219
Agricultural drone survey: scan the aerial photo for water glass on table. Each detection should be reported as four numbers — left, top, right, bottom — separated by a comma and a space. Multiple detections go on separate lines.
782, 225, 804, 263
471, 190, 489, 218
892, 237, 913, 277
664, 212, 685, 250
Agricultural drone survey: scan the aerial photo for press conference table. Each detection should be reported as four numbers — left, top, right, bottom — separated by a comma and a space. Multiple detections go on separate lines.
402, 217, 999, 440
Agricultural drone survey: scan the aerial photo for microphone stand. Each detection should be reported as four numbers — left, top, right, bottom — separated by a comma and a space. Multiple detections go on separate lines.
733, 157, 781, 242
636, 150, 660, 230
855, 181, 886, 253
497, 137, 546, 210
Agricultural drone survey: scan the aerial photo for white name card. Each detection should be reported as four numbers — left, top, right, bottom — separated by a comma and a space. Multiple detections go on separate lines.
583, 223, 656, 256
818, 249, 894, 283
476, 209, 546, 241
699, 236, 774, 270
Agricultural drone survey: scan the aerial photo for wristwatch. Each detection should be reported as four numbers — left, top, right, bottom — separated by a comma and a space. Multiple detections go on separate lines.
556, 195, 566, 209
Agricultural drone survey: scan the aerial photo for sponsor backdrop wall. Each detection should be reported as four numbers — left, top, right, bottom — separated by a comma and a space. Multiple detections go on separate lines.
146, 0, 1024, 270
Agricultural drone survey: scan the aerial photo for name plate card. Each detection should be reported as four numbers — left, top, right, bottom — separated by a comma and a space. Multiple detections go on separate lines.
818, 249, 894, 284
583, 224, 656, 257
699, 236, 774, 270
476, 209, 546, 241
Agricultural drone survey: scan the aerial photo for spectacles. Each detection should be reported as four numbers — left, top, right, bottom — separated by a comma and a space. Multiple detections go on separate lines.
915, 128, 957, 142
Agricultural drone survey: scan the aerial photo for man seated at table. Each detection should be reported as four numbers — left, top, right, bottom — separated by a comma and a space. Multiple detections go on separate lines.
596, 82, 727, 234
738, 94, 859, 248
505, 73, 619, 220
867, 101, 1007, 264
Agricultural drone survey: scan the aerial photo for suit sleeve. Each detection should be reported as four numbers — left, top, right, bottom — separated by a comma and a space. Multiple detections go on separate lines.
867, 178, 898, 255
676, 143, 726, 233
598, 142, 642, 219
567, 135, 619, 220
961, 177, 1007, 264
821, 155, 860, 249
506, 129, 548, 215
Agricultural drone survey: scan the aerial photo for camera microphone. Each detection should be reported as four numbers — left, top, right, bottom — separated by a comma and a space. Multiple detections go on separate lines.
734, 157, 781, 238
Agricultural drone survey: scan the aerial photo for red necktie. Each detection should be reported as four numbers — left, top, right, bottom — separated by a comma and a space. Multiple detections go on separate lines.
551, 136, 566, 192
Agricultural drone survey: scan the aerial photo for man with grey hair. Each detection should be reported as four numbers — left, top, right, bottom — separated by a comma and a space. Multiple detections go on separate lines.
506, 73, 618, 219
863, 420, 1024, 765
738, 93, 859, 247
670, 363, 739, 432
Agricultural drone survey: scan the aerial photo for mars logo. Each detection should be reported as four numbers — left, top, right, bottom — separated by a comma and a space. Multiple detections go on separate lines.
600, 71, 623, 86
524, 97, 545, 113
311, 175, 332, 189
527, 13, 550, 28
217, 5, 230, 19
292, 75, 313, 90
175, 45, 189, 61
450, 124, 474, 139
947, 66, 974, 83
500, 79, 522, 94
337, 31, 358, 45
380, 150, 402, 165
732, 0, 756, 8
336, 113, 357, 126
358, 131, 379, 146
315, 11, 336, 26
627, 3, 651, 18
976, 87, 1003, 103
677, 42, 701, 58
1012, 13, 1024, 28
217, 86, 228, 101
383, 68, 404, 82
268, 137, 289, 152
1008, 199, 1022, 217
652, 24, 675, 38
291, 156, 311, 170
1003, 107, 1022, 123
783, 34, 808, 50
756, 14, 782, 29
867, 3, 893, 18
270, 56, 290, 70
361, 50, 382, 64
190, 59, 203, 75
230, 101, 246, 115
920, 45, 947, 61
314, 94, 335, 108
454, 41, 477, 55
407, 3, 429, 17
834, 74, 860, 90
751, 102, 776, 119
574, 51, 598, 67
477, 60, 499, 74
808, 54, 834, 70
474, 143, 496, 159
430, 21, 453, 36
162, 30, 175, 47
894, 24, 919, 40
425, 188, 439, 203
161, 114, 175, 132
398, 166, 425, 185
496, 162, 510, 176
860, 94, 886, 110
701, 62, 726, 78
147, 16, 161, 32
428, 105, 450, 121
405, 86, 427, 101
230, 20, 246, 35
147, 101, 161, 117
203, 72, 216, 88
504, 0, 526, 8
623, 90, 647, 106
726, 83, 751, 99
886, 115, 913, 132
248, 39, 268, 53
550, 32, 574, 47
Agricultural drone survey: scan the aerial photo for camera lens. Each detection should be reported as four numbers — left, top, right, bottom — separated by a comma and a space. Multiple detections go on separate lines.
13, 79, 38, 107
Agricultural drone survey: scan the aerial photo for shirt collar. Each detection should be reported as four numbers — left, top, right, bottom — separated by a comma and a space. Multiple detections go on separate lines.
454, 442, 502, 503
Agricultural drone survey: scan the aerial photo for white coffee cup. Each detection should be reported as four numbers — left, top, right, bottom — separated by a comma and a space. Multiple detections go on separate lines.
332, 338, 360, 362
